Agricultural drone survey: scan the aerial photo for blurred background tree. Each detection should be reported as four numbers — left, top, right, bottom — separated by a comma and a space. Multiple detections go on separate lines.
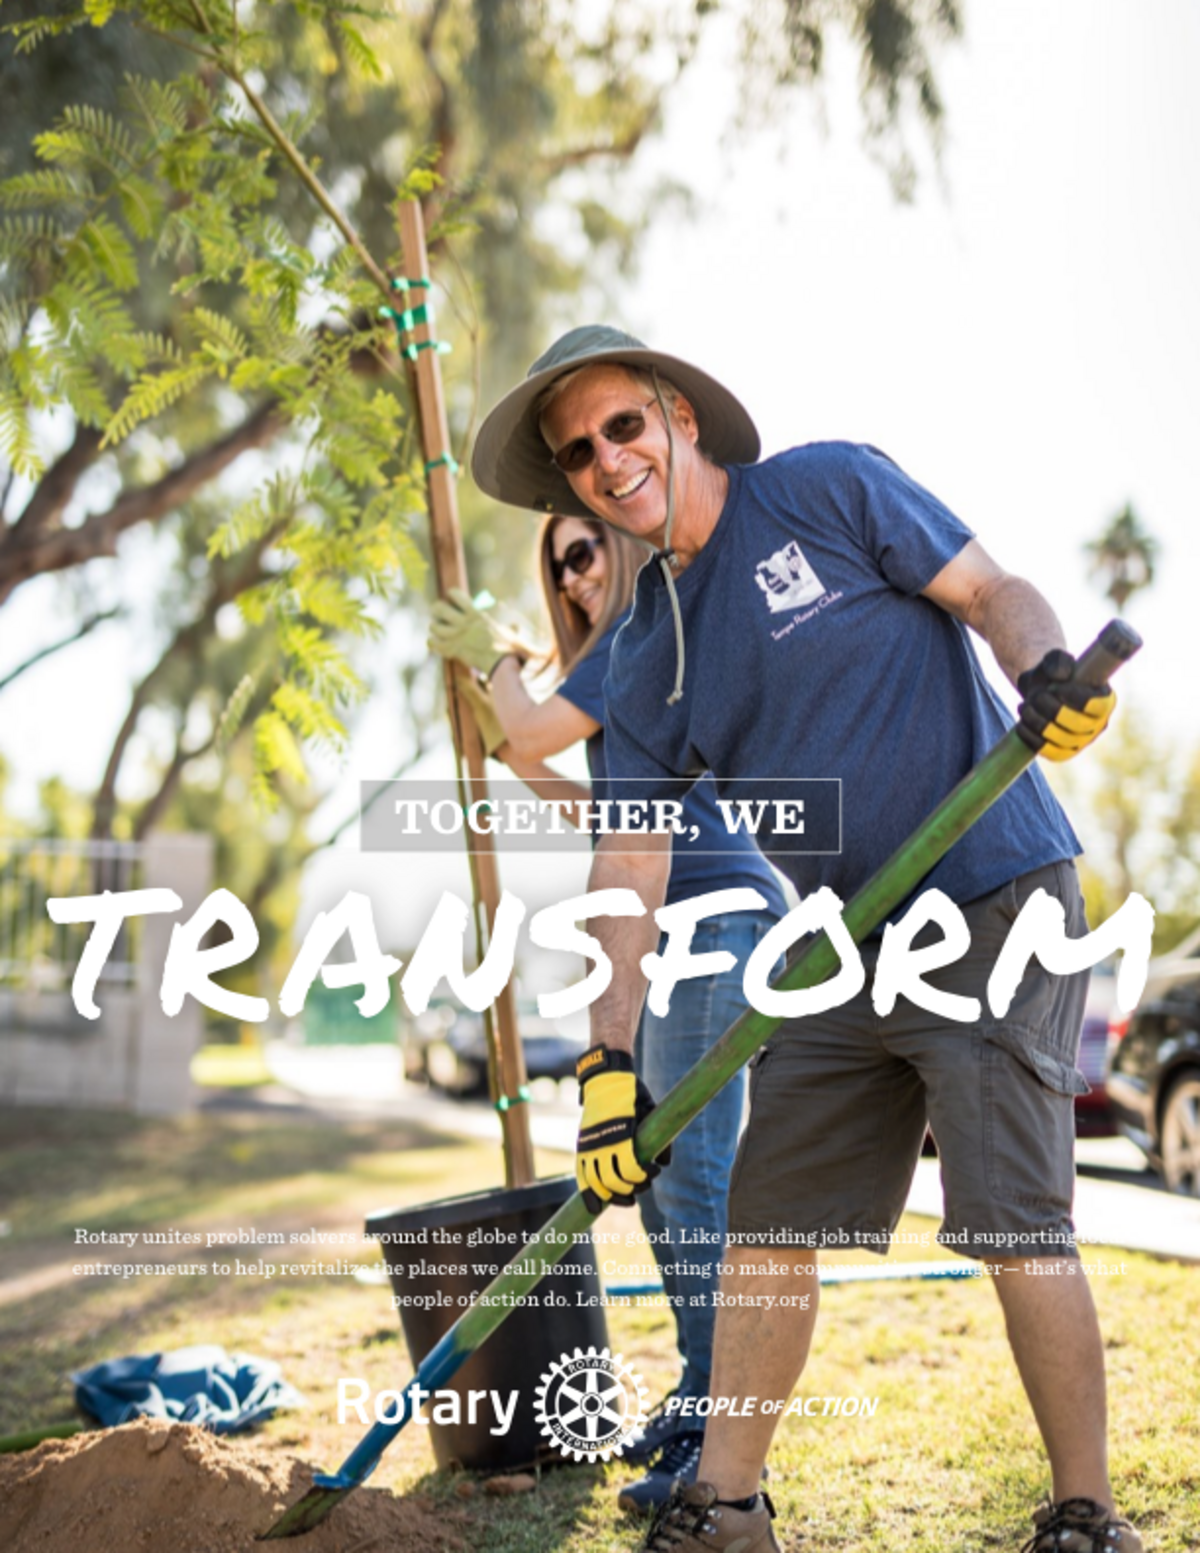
1084, 501, 1158, 613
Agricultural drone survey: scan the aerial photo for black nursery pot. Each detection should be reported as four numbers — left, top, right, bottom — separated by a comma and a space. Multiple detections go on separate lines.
365, 1175, 609, 1471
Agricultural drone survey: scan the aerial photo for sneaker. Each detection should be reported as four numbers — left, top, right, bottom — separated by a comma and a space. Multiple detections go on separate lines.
638, 1481, 780, 1553
618, 1429, 706, 1515
623, 1389, 686, 1467
1022, 1498, 1144, 1552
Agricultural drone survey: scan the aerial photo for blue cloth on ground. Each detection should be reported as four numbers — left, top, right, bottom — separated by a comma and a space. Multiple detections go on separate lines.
72, 1344, 304, 1433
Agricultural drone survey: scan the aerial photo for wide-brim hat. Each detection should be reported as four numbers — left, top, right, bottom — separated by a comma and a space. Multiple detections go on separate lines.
471, 325, 760, 520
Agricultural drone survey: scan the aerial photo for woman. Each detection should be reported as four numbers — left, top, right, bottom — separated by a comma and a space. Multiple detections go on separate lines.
429, 516, 787, 1512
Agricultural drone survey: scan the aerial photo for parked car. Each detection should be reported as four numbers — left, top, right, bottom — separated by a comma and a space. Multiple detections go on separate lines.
403, 998, 587, 1098
1106, 924, 1200, 1195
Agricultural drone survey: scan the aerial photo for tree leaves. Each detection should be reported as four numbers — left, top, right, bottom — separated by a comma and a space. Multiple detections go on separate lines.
0, 383, 41, 478
0, 0, 460, 800
334, 17, 383, 82
0, 214, 67, 274
193, 307, 251, 374
254, 709, 308, 791
214, 670, 259, 753
0, 168, 94, 209
102, 359, 212, 445
49, 352, 111, 427
73, 213, 139, 290
1, 10, 91, 59
35, 104, 139, 175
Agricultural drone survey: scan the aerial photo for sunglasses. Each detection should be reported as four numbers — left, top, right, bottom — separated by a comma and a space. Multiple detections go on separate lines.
549, 398, 657, 474
550, 535, 604, 588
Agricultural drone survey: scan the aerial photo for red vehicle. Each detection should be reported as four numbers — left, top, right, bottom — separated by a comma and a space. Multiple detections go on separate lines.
1074, 960, 1120, 1137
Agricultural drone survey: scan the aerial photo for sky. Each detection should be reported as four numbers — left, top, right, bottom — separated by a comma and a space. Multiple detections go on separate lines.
1, 0, 1197, 952
627, 0, 1198, 726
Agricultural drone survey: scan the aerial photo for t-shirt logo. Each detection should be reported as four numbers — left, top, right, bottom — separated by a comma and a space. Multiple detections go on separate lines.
754, 540, 826, 614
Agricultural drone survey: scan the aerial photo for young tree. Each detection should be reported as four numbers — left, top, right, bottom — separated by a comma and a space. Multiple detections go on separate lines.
0, 0, 962, 936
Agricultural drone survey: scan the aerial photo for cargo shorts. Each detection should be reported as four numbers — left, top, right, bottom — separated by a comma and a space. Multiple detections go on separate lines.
727, 861, 1090, 1260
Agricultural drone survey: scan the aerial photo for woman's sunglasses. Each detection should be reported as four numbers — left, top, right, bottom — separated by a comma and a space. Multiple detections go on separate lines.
549, 399, 657, 474
550, 535, 604, 588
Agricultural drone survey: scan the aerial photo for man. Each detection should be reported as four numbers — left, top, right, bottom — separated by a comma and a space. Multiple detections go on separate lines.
472, 327, 1138, 1553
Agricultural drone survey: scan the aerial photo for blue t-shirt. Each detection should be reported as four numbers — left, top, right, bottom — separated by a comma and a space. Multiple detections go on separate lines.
558, 618, 788, 915
602, 442, 1080, 911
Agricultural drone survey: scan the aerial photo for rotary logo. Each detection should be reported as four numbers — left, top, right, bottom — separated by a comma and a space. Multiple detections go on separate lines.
534, 1345, 649, 1463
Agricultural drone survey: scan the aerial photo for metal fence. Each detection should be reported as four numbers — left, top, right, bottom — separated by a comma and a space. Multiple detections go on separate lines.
0, 838, 145, 992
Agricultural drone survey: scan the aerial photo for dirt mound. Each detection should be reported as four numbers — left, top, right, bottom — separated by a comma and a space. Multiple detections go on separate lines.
0, 1419, 467, 1553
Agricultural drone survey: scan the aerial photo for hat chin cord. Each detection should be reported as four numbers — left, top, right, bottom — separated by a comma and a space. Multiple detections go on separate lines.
651, 369, 686, 706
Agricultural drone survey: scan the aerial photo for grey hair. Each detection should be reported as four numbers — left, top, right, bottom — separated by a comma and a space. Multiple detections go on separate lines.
535, 364, 681, 441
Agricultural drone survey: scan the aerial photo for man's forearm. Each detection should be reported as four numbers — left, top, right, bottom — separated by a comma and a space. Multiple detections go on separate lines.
965, 573, 1067, 687
587, 836, 670, 1055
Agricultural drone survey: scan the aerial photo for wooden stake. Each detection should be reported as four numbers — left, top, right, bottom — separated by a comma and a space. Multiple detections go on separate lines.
396, 200, 536, 1189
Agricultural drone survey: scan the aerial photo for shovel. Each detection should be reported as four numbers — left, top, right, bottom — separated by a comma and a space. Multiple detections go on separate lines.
261, 619, 1140, 1538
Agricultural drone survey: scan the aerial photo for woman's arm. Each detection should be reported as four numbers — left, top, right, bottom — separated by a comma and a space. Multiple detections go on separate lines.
495, 750, 592, 829
488, 655, 600, 760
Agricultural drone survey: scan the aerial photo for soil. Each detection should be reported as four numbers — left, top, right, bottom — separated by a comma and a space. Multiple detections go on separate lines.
0, 1419, 468, 1553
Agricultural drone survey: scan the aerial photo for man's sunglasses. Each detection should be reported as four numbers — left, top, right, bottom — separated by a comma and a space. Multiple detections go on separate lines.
549, 399, 657, 474
550, 535, 604, 588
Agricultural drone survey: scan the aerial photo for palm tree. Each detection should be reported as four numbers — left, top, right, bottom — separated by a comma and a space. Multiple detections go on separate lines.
1084, 503, 1159, 611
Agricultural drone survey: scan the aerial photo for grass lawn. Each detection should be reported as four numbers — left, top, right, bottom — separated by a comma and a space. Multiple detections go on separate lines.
190, 1042, 276, 1089
1, 1104, 1197, 1551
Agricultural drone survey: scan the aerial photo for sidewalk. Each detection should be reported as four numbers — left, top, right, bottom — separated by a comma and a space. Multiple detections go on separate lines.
249, 1043, 1200, 1264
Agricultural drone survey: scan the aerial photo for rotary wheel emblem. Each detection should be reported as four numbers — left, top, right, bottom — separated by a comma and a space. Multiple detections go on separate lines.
535, 1345, 650, 1463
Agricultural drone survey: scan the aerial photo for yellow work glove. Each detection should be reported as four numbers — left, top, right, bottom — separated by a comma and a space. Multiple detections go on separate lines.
456, 675, 507, 759
575, 1047, 667, 1215
427, 588, 529, 679
1016, 649, 1117, 763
